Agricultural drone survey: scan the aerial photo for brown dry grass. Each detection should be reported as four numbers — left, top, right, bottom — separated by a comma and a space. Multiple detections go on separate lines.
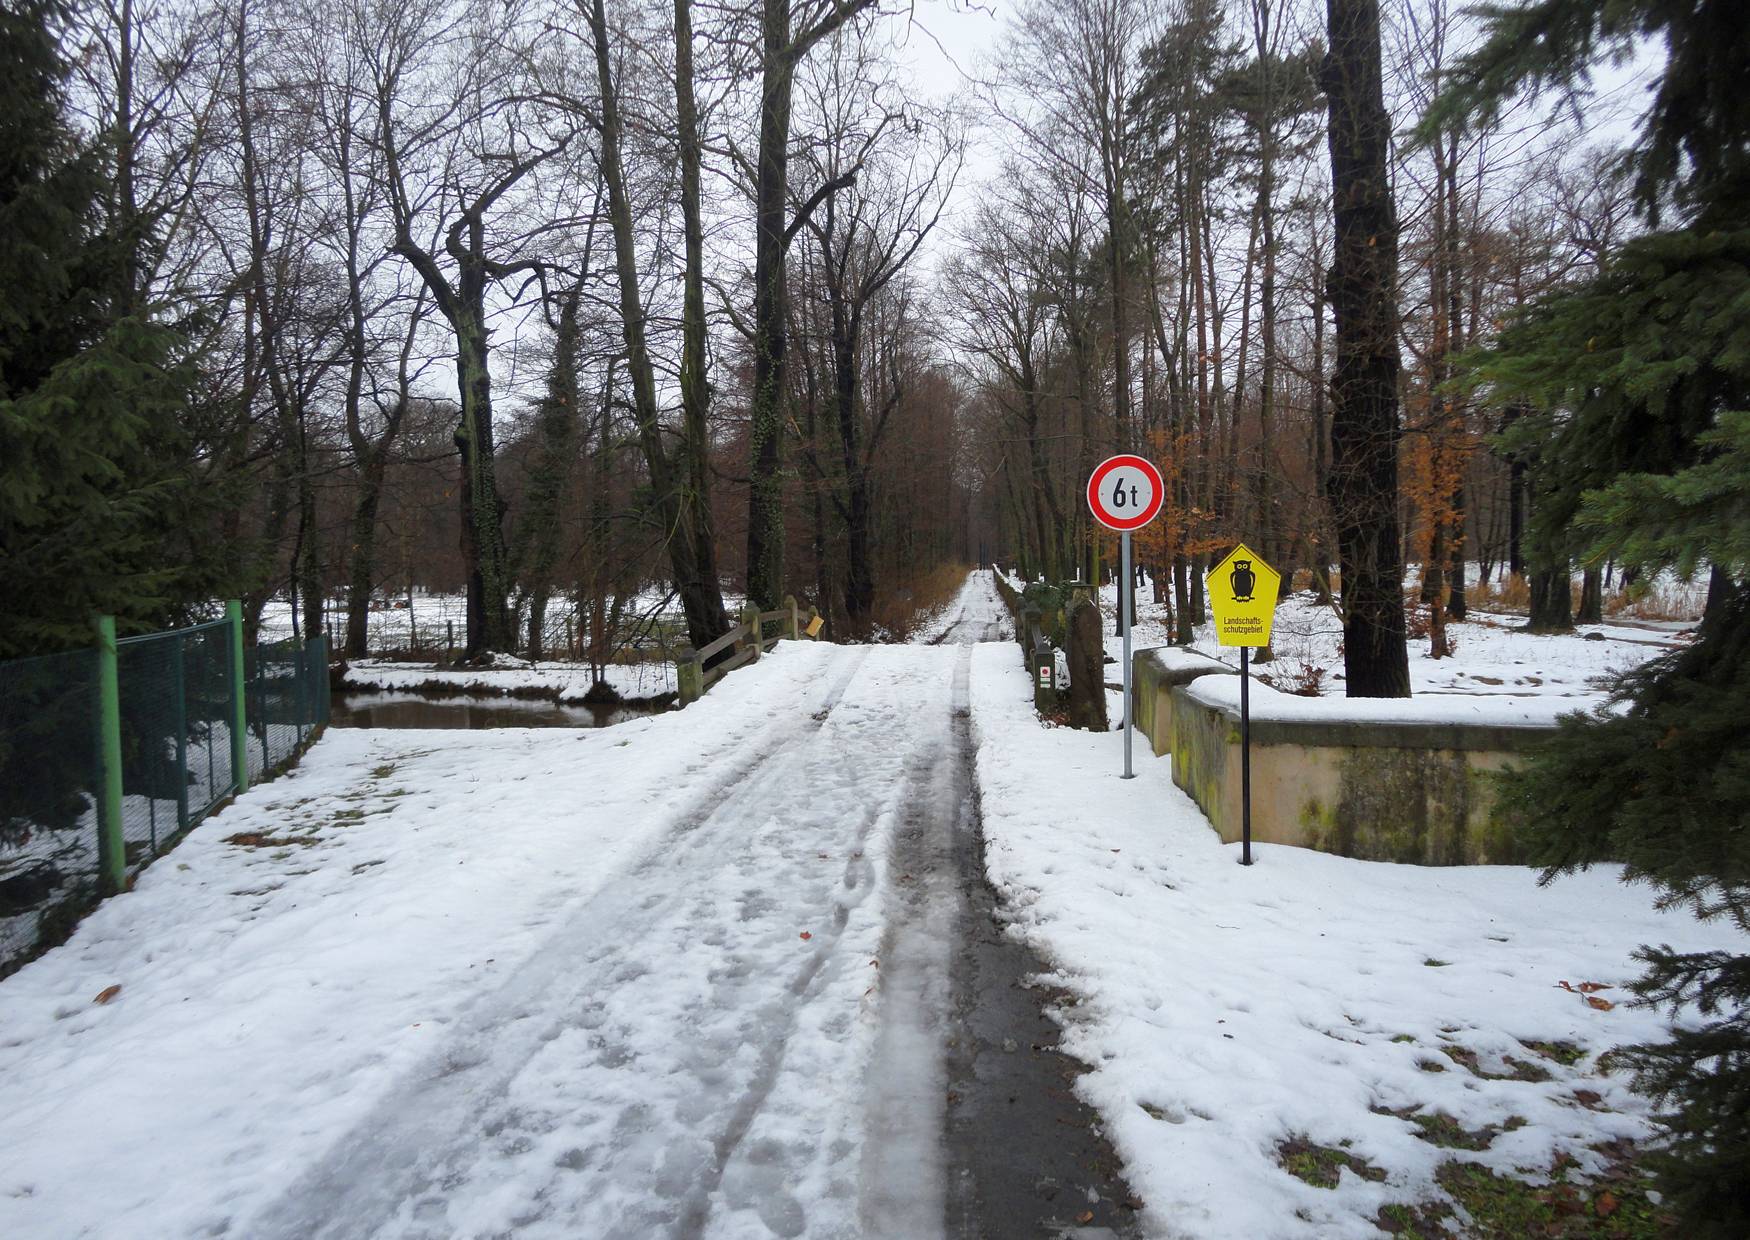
1468, 573, 1532, 614
1604, 583, 1706, 622
873, 562, 974, 640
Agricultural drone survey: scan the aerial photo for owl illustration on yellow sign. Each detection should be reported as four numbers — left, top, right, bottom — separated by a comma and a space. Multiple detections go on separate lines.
1208, 543, 1282, 647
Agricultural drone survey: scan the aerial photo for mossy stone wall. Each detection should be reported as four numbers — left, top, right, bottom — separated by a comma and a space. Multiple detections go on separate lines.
1132, 647, 1548, 866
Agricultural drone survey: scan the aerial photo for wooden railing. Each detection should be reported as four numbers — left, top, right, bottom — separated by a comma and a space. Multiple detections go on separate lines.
674, 595, 821, 705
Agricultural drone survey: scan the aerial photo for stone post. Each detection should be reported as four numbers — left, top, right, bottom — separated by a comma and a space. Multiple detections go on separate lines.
1031, 632, 1057, 713
676, 644, 703, 704
743, 602, 763, 661
1067, 597, 1109, 732
783, 594, 800, 640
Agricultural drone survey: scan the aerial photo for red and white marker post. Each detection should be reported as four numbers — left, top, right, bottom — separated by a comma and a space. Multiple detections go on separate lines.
1086, 454, 1165, 778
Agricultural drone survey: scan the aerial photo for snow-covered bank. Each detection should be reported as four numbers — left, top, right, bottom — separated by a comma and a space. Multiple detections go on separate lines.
257, 587, 749, 655
341, 654, 675, 701
1096, 578, 1681, 707
966, 643, 1746, 1238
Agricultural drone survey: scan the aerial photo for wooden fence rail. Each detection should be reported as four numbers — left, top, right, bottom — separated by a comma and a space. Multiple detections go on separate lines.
674, 595, 823, 705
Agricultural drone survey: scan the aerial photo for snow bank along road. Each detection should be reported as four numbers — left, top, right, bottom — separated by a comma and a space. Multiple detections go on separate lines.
0, 572, 1110, 1239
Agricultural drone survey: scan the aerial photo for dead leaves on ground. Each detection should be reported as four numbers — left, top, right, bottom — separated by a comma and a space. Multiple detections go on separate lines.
1556, 980, 1617, 1011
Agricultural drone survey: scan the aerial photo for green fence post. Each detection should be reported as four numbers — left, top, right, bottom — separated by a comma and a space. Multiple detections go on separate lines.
227, 600, 250, 794
93, 615, 127, 894
172, 633, 189, 836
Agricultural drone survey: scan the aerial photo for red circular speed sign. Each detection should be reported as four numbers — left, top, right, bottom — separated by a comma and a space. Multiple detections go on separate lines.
1086, 454, 1165, 531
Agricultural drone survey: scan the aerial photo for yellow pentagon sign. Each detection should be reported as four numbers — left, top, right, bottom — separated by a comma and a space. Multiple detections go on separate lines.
1208, 543, 1282, 647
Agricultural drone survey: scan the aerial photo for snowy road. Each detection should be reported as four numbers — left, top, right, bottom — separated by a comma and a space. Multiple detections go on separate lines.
0, 572, 1044, 1240
255, 644, 954, 1239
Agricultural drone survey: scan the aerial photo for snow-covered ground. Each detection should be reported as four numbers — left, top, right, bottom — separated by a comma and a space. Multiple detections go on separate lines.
0, 641, 967, 1239
967, 635, 1749, 1238
3, 569, 1734, 1239
1086, 575, 1685, 706
258, 587, 748, 655
341, 654, 676, 702
259, 592, 479, 651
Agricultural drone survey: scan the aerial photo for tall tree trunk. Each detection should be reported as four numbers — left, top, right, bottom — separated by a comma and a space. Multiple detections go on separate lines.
743, 0, 871, 610
1577, 564, 1603, 624
1322, 0, 1410, 697
585, 367, 615, 682
516, 291, 585, 659
1528, 567, 1573, 632
452, 289, 513, 657
113, 0, 140, 313
1310, 251, 1334, 606
1447, 480, 1468, 619
588, 0, 733, 650
345, 456, 387, 658
831, 308, 874, 625
673, 0, 733, 642
1501, 403, 1528, 578
745, 2, 799, 612
1441, 129, 1467, 622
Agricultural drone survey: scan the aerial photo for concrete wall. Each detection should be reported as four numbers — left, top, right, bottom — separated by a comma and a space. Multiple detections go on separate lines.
1131, 647, 1556, 866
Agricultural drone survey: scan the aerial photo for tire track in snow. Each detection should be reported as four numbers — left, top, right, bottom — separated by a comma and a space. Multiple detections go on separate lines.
245, 644, 974, 1240
243, 646, 878, 1240
856, 646, 970, 1237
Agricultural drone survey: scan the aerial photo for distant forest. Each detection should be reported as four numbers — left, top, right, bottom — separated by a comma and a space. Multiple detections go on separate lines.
0, 0, 1695, 677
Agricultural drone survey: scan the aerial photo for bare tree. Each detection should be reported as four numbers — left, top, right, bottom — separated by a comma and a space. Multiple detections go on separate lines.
367, 0, 575, 657
743, 0, 879, 610
795, 30, 959, 626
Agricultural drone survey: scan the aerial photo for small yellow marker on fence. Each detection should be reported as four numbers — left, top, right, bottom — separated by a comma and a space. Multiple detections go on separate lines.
1206, 543, 1282, 867
805, 614, 825, 639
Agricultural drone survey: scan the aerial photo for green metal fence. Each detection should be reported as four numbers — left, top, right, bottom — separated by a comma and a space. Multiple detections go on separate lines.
0, 605, 328, 976
246, 637, 329, 779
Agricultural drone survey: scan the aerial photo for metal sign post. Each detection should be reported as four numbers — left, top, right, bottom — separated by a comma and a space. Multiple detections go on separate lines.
1120, 530, 1133, 777
1240, 645, 1251, 864
1207, 543, 1282, 866
1086, 454, 1165, 780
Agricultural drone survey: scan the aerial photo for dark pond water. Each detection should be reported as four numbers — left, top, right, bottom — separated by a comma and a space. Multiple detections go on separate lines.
330, 693, 669, 730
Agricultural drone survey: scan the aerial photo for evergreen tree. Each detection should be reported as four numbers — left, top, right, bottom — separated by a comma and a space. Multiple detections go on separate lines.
1435, 3, 1750, 1229
1425, 0, 1750, 225
0, 0, 229, 657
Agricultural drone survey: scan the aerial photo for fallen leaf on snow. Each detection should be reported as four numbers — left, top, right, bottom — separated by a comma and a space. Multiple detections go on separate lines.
799, 931, 812, 941
93, 984, 121, 1005
1585, 995, 1616, 1011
